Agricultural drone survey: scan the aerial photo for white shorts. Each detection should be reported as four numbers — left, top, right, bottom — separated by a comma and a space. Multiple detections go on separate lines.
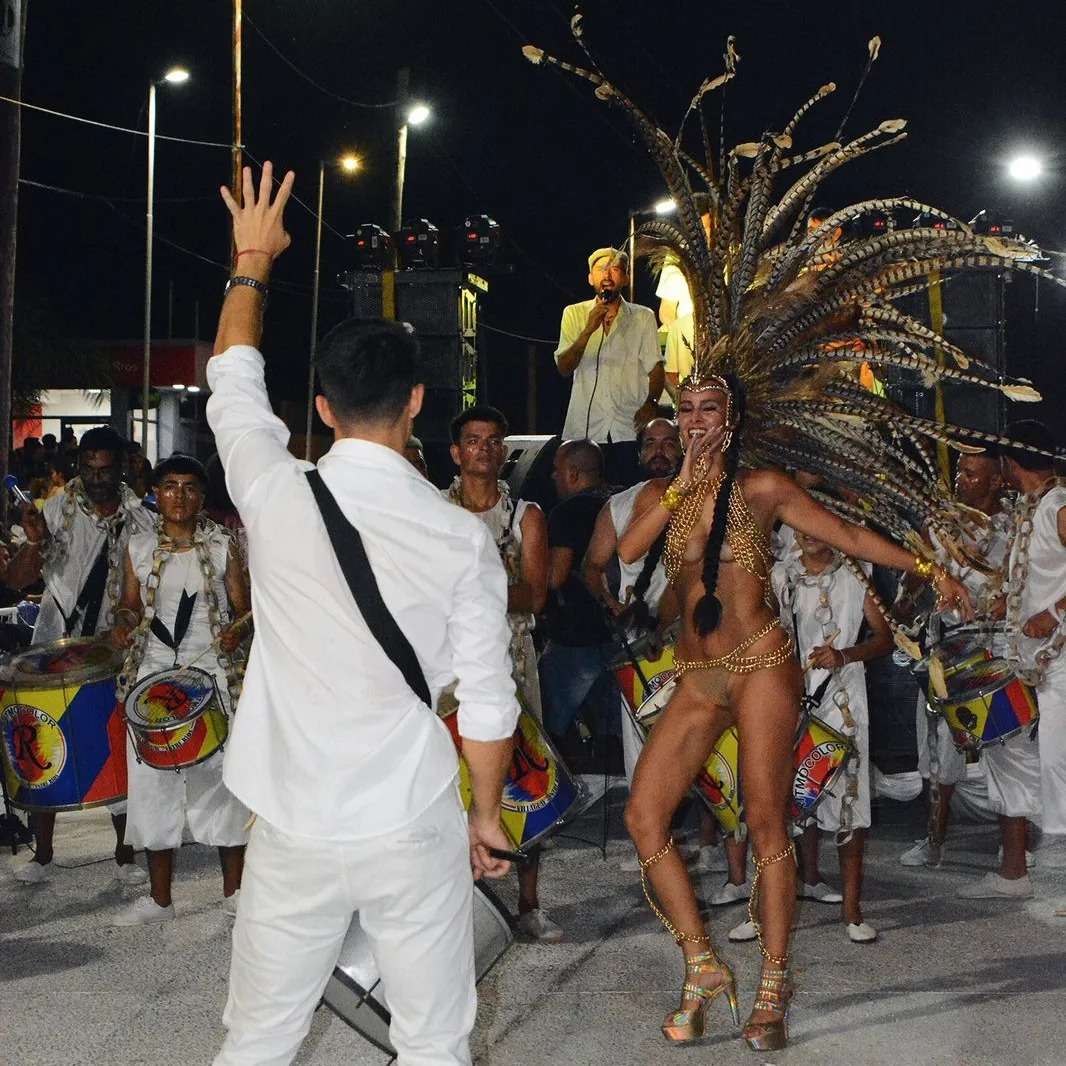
983, 731, 1041, 820
125, 737, 250, 852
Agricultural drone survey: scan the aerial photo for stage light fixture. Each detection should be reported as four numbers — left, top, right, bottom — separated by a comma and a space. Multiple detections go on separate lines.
395, 218, 440, 269
352, 223, 394, 270
457, 214, 501, 266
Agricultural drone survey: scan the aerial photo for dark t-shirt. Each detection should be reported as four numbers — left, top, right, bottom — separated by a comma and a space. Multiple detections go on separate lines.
544, 489, 611, 646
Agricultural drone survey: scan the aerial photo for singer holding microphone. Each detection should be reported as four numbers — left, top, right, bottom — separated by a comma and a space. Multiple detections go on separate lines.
554, 248, 663, 488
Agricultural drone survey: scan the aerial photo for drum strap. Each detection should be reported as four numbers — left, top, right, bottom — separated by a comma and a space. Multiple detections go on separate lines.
628, 529, 666, 631
305, 470, 432, 709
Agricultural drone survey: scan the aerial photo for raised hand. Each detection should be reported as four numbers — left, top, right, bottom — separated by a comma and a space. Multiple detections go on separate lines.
220, 162, 295, 265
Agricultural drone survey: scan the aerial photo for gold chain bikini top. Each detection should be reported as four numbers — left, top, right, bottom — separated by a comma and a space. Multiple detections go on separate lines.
663, 472, 775, 604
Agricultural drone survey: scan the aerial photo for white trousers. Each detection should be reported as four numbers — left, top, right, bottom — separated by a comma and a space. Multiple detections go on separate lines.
124, 740, 249, 852
214, 785, 475, 1066
1037, 666, 1066, 834
983, 731, 1041, 820
915, 692, 967, 786
620, 696, 643, 788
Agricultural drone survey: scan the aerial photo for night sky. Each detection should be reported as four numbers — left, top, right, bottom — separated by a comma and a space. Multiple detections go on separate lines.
15, 1, 1066, 442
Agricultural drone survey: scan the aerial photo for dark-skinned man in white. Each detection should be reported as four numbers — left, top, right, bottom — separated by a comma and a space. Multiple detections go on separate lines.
207, 164, 518, 1066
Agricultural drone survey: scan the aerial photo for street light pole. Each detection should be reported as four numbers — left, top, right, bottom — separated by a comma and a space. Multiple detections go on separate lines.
392, 67, 410, 233
304, 160, 325, 461
142, 80, 157, 454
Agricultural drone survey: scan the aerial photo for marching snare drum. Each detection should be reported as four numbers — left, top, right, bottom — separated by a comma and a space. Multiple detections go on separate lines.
933, 658, 1039, 753
124, 666, 229, 771
438, 701, 585, 849
0, 637, 127, 811
322, 882, 513, 1055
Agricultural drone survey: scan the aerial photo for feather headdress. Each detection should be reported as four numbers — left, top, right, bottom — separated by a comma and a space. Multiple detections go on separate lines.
523, 27, 1063, 562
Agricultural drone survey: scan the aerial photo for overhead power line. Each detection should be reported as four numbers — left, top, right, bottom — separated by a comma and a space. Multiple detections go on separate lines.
0, 94, 234, 148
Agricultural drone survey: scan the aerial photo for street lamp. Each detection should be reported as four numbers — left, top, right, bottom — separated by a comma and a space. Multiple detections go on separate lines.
392, 68, 433, 232
304, 153, 363, 460
1007, 154, 1043, 182
142, 65, 189, 457
654, 198, 676, 215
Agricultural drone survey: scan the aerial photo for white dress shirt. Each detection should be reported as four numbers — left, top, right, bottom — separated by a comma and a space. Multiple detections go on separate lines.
206, 345, 520, 841
554, 298, 661, 443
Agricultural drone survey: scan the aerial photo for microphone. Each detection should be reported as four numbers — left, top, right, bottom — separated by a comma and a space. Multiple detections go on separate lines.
5, 474, 33, 507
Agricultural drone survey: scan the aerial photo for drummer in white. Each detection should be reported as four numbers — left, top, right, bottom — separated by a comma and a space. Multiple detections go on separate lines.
7, 427, 153, 885
1000, 422, 1066, 871
773, 531, 893, 942
444, 404, 561, 943
109, 455, 251, 925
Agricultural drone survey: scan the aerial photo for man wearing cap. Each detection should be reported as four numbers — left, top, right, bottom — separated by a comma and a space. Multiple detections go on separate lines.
554, 248, 663, 488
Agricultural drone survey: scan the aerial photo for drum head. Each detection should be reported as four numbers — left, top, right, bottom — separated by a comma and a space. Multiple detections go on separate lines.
125, 667, 217, 730
634, 676, 677, 729
4, 638, 123, 689
943, 659, 1016, 704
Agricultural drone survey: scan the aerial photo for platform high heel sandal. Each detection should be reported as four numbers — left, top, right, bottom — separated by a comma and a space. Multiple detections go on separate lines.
638, 839, 739, 1044
743, 842, 796, 1052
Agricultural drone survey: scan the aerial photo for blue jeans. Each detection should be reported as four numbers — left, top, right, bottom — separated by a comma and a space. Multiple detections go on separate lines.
539, 641, 616, 739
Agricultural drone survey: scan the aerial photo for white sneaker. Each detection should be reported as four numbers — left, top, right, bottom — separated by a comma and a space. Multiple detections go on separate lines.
113, 862, 148, 886
996, 846, 1035, 870
690, 844, 729, 873
847, 921, 878, 943
899, 838, 944, 868
221, 890, 240, 917
710, 880, 750, 906
516, 908, 564, 943
13, 859, 51, 884
113, 896, 176, 927
799, 881, 843, 903
957, 872, 1034, 900
728, 919, 757, 942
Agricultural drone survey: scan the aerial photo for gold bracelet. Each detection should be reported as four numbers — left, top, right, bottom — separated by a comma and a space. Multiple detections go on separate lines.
660, 484, 686, 512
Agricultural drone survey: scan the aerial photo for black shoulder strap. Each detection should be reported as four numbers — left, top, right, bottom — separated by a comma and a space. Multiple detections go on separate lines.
305, 469, 432, 709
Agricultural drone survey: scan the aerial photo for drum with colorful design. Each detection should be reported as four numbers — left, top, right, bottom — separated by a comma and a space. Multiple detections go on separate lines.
933, 658, 1039, 753
438, 703, 585, 849
0, 637, 127, 811
124, 666, 229, 771
613, 640, 678, 716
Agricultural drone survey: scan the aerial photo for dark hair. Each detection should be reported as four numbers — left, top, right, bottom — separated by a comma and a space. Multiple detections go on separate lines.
692, 192, 714, 217
559, 438, 605, 481
316, 318, 421, 424
693, 374, 746, 636
79, 426, 127, 459
153, 453, 207, 489
42, 433, 57, 448
808, 205, 835, 225
1003, 419, 1059, 471
450, 404, 509, 444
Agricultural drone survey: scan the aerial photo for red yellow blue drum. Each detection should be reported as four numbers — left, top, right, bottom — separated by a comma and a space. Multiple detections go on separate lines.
124, 666, 228, 771
0, 638, 127, 811
437, 701, 583, 849
933, 658, 1039, 753
632, 674, 852, 833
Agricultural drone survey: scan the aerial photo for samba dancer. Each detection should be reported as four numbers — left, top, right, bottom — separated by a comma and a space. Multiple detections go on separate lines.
8, 427, 153, 885
1000, 421, 1066, 868
444, 404, 562, 943
209, 164, 518, 1066
109, 455, 250, 925
775, 530, 892, 942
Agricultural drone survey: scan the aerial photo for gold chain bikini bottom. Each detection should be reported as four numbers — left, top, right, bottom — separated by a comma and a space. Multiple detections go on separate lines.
674, 618, 795, 678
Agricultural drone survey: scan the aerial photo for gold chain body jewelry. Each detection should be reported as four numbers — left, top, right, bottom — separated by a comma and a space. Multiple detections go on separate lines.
674, 620, 794, 677
638, 839, 711, 947
747, 842, 796, 966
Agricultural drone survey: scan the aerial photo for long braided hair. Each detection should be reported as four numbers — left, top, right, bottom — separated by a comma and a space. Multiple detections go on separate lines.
693, 374, 746, 636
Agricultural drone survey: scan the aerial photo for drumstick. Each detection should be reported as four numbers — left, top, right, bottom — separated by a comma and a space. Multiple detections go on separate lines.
181, 610, 253, 670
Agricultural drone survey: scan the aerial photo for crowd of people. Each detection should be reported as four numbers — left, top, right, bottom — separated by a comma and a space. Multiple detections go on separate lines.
1, 163, 1064, 1066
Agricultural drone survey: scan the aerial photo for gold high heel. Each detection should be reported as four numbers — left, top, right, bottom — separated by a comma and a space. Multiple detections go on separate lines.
743, 966, 792, 1051
743, 842, 796, 1052
638, 839, 740, 1044
662, 950, 740, 1043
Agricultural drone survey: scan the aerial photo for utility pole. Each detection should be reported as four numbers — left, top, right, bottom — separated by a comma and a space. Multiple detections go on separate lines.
0, 0, 28, 507
232, 0, 242, 213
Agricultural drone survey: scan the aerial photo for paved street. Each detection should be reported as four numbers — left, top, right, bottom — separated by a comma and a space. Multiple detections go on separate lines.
2, 788, 1065, 1066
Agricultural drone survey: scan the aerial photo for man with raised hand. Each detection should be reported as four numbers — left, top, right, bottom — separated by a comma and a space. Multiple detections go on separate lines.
208, 163, 518, 1066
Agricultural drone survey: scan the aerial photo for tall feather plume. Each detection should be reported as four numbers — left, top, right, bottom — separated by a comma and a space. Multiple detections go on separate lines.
521, 28, 1062, 565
